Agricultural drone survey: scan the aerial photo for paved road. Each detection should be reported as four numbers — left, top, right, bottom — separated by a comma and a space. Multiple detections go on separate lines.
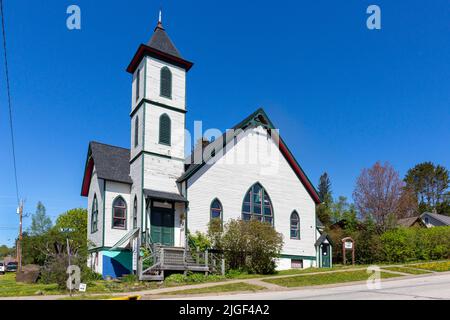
166, 273, 450, 300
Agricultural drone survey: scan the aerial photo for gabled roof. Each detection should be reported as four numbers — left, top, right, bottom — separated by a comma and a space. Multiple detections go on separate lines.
397, 216, 423, 227
421, 212, 450, 225
315, 232, 333, 246
127, 21, 193, 74
178, 108, 322, 205
81, 142, 132, 197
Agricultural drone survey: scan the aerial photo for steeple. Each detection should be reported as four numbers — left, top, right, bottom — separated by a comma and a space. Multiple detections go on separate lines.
147, 15, 182, 58
127, 12, 193, 74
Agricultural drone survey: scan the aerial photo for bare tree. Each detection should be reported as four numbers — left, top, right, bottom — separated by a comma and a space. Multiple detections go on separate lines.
353, 162, 417, 231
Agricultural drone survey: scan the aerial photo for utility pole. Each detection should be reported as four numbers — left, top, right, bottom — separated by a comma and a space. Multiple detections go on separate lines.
17, 200, 23, 272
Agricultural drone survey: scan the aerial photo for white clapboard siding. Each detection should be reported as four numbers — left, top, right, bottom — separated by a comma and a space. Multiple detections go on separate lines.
103, 181, 131, 247
187, 126, 317, 258
143, 154, 185, 194
131, 59, 146, 112
88, 167, 103, 248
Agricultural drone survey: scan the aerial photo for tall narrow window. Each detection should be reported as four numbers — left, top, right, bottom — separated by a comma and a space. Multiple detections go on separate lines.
136, 69, 140, 101
112, 196, 127, 230
160, 67, 172, 98
290, 211, 300, 240
91, 194, 98, 233
159, 114, 171, 145
210, 199, 223, 221
133, 196, 138, 229
242, 183, 274, 225
134, 116, 139, 148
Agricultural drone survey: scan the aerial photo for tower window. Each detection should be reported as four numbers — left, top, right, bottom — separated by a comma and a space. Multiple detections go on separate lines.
112, 196, 127, 230
133, 196, 138, 229
134, 116, 139, 148
159, 113, 171, 145
136, 69, 140, 101
160, 67, 172, 99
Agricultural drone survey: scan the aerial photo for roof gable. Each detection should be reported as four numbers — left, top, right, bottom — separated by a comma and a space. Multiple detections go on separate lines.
81, 142, 132, 197
179, 108, 322, 205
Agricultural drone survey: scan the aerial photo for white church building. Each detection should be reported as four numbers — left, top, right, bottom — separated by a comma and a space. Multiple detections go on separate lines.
81, 16, 332, 280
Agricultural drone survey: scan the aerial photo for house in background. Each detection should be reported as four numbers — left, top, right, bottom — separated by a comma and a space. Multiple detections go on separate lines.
397, 216, 426, 228
81, 15, 330, 280
420, 212, 450, 228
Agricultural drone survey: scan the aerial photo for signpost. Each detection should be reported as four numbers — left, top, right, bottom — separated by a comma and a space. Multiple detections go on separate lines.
341, 237, 355, 265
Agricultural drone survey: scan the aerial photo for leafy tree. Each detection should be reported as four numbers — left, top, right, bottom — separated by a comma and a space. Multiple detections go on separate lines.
209, 219, 283, 274
29, 201, 52, 236
353, 162, 417, 232
404, 162, 450, 215
0, 245, 14, 258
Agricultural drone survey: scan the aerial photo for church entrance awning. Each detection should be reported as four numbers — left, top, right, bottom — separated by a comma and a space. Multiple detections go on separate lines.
143, 189, 188, 203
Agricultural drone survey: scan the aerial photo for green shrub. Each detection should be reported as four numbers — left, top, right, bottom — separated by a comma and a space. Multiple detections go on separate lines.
120, 274, 138, 283
381, 226, 450, 263
164, 272, 226, 284
217, 219, 283, 274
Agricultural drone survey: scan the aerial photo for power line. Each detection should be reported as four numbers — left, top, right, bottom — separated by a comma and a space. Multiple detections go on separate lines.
0, 0, 19, 205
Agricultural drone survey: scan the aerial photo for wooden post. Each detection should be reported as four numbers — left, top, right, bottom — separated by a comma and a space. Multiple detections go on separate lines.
160, 248, 165, 268
17, 201, 23, 272
221, 259, 225, 276
205, 250, 209, 276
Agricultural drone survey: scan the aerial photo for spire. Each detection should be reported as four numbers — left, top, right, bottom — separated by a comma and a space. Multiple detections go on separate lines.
147, 11, 182, 58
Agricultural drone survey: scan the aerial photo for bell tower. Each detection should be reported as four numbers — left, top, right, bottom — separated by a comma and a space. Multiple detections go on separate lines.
126, 13, 193, 239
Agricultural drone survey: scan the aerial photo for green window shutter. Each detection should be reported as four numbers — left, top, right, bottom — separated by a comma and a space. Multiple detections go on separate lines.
160, 67, 172, 98
159, 114, 171, 145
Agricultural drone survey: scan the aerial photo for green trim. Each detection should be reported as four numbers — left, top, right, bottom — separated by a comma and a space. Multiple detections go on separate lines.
130, 150, 185, 164
280, 254, 317, 261
88, 246, 131, 253
130, 98, 187, 118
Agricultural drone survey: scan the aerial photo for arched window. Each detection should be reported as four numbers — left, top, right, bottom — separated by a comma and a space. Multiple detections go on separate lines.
159, 114, 171, 145
91, 194, 98, 233
290, 211, 300, 240
160, 67, 172, 98
112, 196, 127, 230
242, 183, 273, 225
134, 116, 139, 148
210, 199, 223, 221
136, 68, 140, 101
133, 196, 138, 229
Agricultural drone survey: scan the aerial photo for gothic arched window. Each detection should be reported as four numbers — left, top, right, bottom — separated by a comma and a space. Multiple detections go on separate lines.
159, 113, 171, 145
160, 66, 172, 98
91, 194, 98, 233
133, 196, 138, 229
112, 196, 127, 230
242, 183, 274, 225
134, 116, 139, 148
210, 199, 223, 221
290, 211, 300, 240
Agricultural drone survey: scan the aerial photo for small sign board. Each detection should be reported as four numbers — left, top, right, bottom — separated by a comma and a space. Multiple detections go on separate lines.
345, 241, 353, 249
78, 283, 87, 292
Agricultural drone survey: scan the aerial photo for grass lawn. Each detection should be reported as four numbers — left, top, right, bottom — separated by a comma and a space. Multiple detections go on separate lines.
0, 273, 62, 297
382, 266, 431, 275
263, 270, 402, 288
412, 261, 450, 272
162, 282, 265, 295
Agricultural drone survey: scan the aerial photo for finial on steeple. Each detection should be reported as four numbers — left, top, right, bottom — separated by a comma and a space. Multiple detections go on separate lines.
159, 9, 162, 24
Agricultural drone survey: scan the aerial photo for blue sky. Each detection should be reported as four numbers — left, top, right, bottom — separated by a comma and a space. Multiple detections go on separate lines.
0, 0, 449, 246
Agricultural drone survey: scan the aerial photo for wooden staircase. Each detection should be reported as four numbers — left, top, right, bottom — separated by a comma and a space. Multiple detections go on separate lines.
139, 244, 214, 281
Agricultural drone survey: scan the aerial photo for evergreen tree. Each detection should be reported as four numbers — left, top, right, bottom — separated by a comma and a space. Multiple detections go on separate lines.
317, 173, 333, 226
30, 201, 52, 236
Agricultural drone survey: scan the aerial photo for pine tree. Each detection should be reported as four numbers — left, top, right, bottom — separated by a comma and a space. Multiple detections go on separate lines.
30, 201, 52, 236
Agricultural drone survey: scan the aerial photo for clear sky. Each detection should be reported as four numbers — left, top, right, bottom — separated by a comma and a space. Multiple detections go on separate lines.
0, 0, 449, 246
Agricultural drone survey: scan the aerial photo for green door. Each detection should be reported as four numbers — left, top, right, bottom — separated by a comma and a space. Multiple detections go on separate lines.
150, 207, 174, 246
321, 244, 331, 268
